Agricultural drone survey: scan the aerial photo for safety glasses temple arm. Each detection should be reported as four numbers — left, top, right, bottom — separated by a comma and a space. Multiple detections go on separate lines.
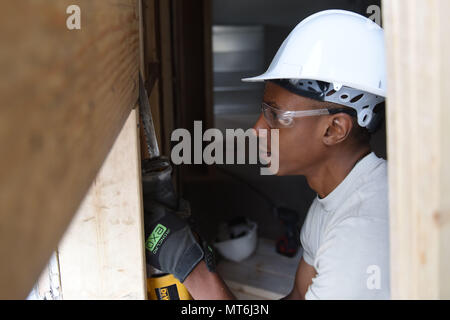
285, 108, 331, 117
327, 108, 357, 117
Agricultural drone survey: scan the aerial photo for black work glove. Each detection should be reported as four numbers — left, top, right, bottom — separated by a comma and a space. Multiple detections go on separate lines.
143, 201, 205, 282
142, 157, 215, 282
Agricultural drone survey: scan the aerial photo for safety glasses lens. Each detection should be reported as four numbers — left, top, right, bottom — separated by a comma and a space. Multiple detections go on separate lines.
261, 103, 293, 128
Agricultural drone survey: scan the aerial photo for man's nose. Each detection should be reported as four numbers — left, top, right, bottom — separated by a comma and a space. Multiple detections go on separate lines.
253, 113, 270, 136
252, 113, 272, 152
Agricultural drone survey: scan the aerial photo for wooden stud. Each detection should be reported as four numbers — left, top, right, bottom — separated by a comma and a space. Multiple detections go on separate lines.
383, 0, 450, 299
0, 0, 140, 299
57, 109, 147, 299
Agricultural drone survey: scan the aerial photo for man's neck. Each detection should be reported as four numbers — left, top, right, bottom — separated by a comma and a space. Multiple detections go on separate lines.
305, 147, 371, 199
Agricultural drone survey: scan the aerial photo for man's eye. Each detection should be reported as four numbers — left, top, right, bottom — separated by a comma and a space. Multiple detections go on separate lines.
278, 116, 293, 126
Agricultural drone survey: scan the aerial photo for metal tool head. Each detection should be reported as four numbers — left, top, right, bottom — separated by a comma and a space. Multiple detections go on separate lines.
139, 73, 160, 159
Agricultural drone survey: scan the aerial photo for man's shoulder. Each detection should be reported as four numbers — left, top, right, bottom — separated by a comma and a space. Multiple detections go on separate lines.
356, 156, 389, 215
301, 154, 389, 235
333, 159, 389, 222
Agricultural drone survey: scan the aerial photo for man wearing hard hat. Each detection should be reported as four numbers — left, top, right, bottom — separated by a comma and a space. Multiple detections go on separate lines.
144, 10, 390, 300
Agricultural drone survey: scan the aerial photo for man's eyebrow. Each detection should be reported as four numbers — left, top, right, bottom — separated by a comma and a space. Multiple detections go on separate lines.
264, 101, 281, 109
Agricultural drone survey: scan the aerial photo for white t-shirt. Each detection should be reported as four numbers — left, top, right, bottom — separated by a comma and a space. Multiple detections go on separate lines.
300, 152, 390, 300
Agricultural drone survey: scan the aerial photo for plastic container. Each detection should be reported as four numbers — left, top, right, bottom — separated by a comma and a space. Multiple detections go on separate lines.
214, 219, 258, 263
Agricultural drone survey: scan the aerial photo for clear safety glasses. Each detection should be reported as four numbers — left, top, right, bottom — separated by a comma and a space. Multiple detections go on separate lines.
261, 102, 355, 128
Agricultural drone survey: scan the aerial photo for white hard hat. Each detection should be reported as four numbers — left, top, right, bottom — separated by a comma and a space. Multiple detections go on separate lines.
242, 10, 386, 131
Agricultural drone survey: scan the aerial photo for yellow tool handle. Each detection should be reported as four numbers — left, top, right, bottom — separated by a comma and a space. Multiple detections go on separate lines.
147, 273, 192, 300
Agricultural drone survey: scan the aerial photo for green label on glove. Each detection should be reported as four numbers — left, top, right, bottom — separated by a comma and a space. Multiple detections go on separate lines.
146, 224, 170, 254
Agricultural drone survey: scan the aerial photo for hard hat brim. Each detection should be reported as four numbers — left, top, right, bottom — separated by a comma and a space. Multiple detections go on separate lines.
242, 72, 386, 98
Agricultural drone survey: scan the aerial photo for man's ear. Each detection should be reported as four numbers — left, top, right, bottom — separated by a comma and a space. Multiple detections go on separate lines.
322, 114, 353, 146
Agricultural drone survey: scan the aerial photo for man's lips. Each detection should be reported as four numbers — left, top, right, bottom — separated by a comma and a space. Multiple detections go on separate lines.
259, 149, 272, 167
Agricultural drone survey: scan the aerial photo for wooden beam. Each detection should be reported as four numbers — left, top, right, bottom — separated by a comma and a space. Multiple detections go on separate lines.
383, 0, 450, 299
57, 109, 147, 299
28, 109, 146, 300
0, 0, 140, 299
158, 0, 176, 158
141, 0, 163, 160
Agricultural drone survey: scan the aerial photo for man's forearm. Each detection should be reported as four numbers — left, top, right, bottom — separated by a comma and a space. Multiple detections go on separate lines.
183, 260, 236, 300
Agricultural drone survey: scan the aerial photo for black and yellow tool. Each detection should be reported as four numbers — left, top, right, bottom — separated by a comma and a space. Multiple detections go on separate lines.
147, 273, 192, 300
139, 74, 192, 300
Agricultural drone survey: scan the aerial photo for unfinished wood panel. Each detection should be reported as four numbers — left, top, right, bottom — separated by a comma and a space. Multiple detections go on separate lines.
57, 109, 147, 299
0, 1, 140, 299
27, 252, 62, 300
383, 0, 450, 299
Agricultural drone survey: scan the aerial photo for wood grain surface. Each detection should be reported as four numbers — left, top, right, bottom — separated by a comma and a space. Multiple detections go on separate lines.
0, 0, 140, 299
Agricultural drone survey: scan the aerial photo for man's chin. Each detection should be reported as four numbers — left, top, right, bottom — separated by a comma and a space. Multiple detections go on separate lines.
260, 162, 284, 176
259, 151, 280, 176
272, 163, 303, 176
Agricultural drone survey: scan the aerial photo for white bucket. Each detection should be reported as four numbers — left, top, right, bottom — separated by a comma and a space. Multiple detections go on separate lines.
214, 219, 258, 263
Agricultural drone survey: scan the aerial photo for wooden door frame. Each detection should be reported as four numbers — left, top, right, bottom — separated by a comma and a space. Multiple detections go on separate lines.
383, 0, 450, 299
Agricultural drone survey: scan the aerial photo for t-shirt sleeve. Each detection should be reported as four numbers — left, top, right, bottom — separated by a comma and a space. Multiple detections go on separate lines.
305, 216, 389, 300
299, 212, 315, 266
